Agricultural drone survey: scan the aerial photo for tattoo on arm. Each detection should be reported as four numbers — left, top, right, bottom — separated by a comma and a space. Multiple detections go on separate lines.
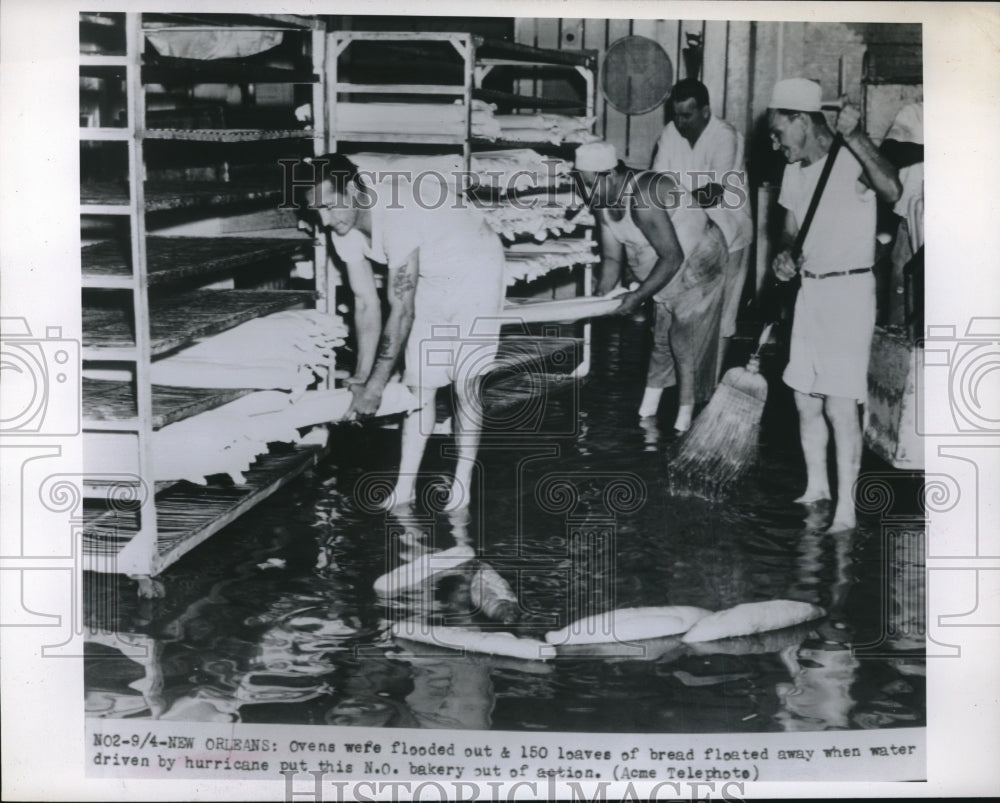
367, 256, 417, 387
392, 261, 417, 301
375, 329, 398, 363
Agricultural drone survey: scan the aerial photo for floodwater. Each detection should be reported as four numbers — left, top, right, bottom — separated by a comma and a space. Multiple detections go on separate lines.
84, 318, 926, 733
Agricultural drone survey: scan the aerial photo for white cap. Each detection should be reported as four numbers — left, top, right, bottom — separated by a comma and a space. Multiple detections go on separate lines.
574, 141, 617, 172
768, 78, 823, 112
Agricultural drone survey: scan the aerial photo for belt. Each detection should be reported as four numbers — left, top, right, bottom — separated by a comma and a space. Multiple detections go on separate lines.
802, 267, 871, 279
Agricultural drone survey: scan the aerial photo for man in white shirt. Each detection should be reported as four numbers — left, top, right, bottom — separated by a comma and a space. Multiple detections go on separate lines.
769, 78, 901, 532
651, 79, 753, 385
307, 155, 506, 512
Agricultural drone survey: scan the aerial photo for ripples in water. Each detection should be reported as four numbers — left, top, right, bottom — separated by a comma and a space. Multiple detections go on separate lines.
84, 320, 925, 732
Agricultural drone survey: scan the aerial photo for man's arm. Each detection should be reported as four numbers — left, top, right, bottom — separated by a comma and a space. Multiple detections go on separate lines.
836, 102, 902, 204
342, 257, 382, 384
772, 206, 801, 282
616, 173, 685, 315
348, 249, 418, 418
595, 220, 625, 296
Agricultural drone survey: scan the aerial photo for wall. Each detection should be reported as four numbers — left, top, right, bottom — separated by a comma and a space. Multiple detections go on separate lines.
514, 18, 921, 170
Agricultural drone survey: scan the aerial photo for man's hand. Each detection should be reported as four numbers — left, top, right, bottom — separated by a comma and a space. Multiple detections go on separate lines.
772, 249, 802, 282
693, 182, 725, 209
614, 291, 644, 317
344, 374, 367, 387
835, 100, 862, 141
346, 382, 384, 421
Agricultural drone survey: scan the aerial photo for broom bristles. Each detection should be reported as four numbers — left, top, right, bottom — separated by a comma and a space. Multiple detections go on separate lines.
667, 365, 768, 500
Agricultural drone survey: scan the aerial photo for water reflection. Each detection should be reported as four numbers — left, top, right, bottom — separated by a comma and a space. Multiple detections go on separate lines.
83, 321, 925, 732
775, 640, 860, 731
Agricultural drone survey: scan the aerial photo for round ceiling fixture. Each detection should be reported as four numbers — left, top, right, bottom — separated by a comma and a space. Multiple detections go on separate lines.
602, 35, 673, 115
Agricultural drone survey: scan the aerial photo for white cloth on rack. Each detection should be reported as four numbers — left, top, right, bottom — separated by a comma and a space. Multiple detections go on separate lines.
491, 113, 599, 145
470, 149, 573, 191
145, 29, 284, 60
152, 391, 301, 485
503, 239, 600, 285
335, 100, 501, 140
82, 383, 421, 485
482, 192, 593, 241
151, 383, 418, 484
151, 310, 348, 393
347, 149, 574, 194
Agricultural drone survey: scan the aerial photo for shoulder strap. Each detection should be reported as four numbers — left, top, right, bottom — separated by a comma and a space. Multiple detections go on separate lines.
791, 135, 843, 260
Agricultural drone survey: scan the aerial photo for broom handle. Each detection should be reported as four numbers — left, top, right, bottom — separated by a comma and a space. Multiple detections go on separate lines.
753, 323, 776, 358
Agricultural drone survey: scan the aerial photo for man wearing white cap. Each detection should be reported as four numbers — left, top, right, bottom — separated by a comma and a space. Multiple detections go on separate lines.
575, 140, 729, 433
768, 77, 901, 531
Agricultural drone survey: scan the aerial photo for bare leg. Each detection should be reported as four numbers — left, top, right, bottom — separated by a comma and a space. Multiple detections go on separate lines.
824, 395, 862, 531
445, 377, 484, 512
638, 386, 663, 418
381, 386, 436, 511
793, 391, 831, 504
673, 341, 696, 432
673, 403, 694, 432
643, 302, 674, 419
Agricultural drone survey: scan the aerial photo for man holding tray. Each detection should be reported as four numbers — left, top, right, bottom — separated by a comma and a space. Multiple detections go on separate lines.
575, 141, 728, 433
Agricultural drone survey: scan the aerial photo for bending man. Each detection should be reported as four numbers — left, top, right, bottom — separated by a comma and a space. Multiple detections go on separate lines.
306, 155, 506, 511
575, 141, 728, 433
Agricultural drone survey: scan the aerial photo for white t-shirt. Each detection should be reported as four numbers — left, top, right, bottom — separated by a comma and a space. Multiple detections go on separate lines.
327, 180, 504, 319
651, 115, 753, 252
778, 147, 876, 275
328, 228, 375, 264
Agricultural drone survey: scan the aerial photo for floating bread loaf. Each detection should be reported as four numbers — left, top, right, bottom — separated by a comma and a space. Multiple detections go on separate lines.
373, 545, 475, 597
545, 605, 712, 646
681, 600, 825, 644
469, 564, 519, 624
392, 620, 550, 661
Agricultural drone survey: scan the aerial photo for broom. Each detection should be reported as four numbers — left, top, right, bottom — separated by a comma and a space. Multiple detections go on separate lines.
668, 135, 844, 498
667, 324, 774, 498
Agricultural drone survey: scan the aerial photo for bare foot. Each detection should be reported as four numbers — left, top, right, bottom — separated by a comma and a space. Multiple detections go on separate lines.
441, 481, 469, 512
794, 489, 831, 505
378, 486, 415, 512
826, 510, 857, 533
673, 404, 694, 433
638, 387, 663, 418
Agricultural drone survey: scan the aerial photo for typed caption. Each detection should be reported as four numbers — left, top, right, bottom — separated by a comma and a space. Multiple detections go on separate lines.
86, 721, 925, 785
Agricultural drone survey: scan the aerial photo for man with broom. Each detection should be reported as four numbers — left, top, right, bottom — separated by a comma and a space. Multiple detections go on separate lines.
768, 78, 901, 531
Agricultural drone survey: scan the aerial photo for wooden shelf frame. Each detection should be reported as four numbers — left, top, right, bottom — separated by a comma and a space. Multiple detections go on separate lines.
80, 12, 331, 580
328, 31, 476, 169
